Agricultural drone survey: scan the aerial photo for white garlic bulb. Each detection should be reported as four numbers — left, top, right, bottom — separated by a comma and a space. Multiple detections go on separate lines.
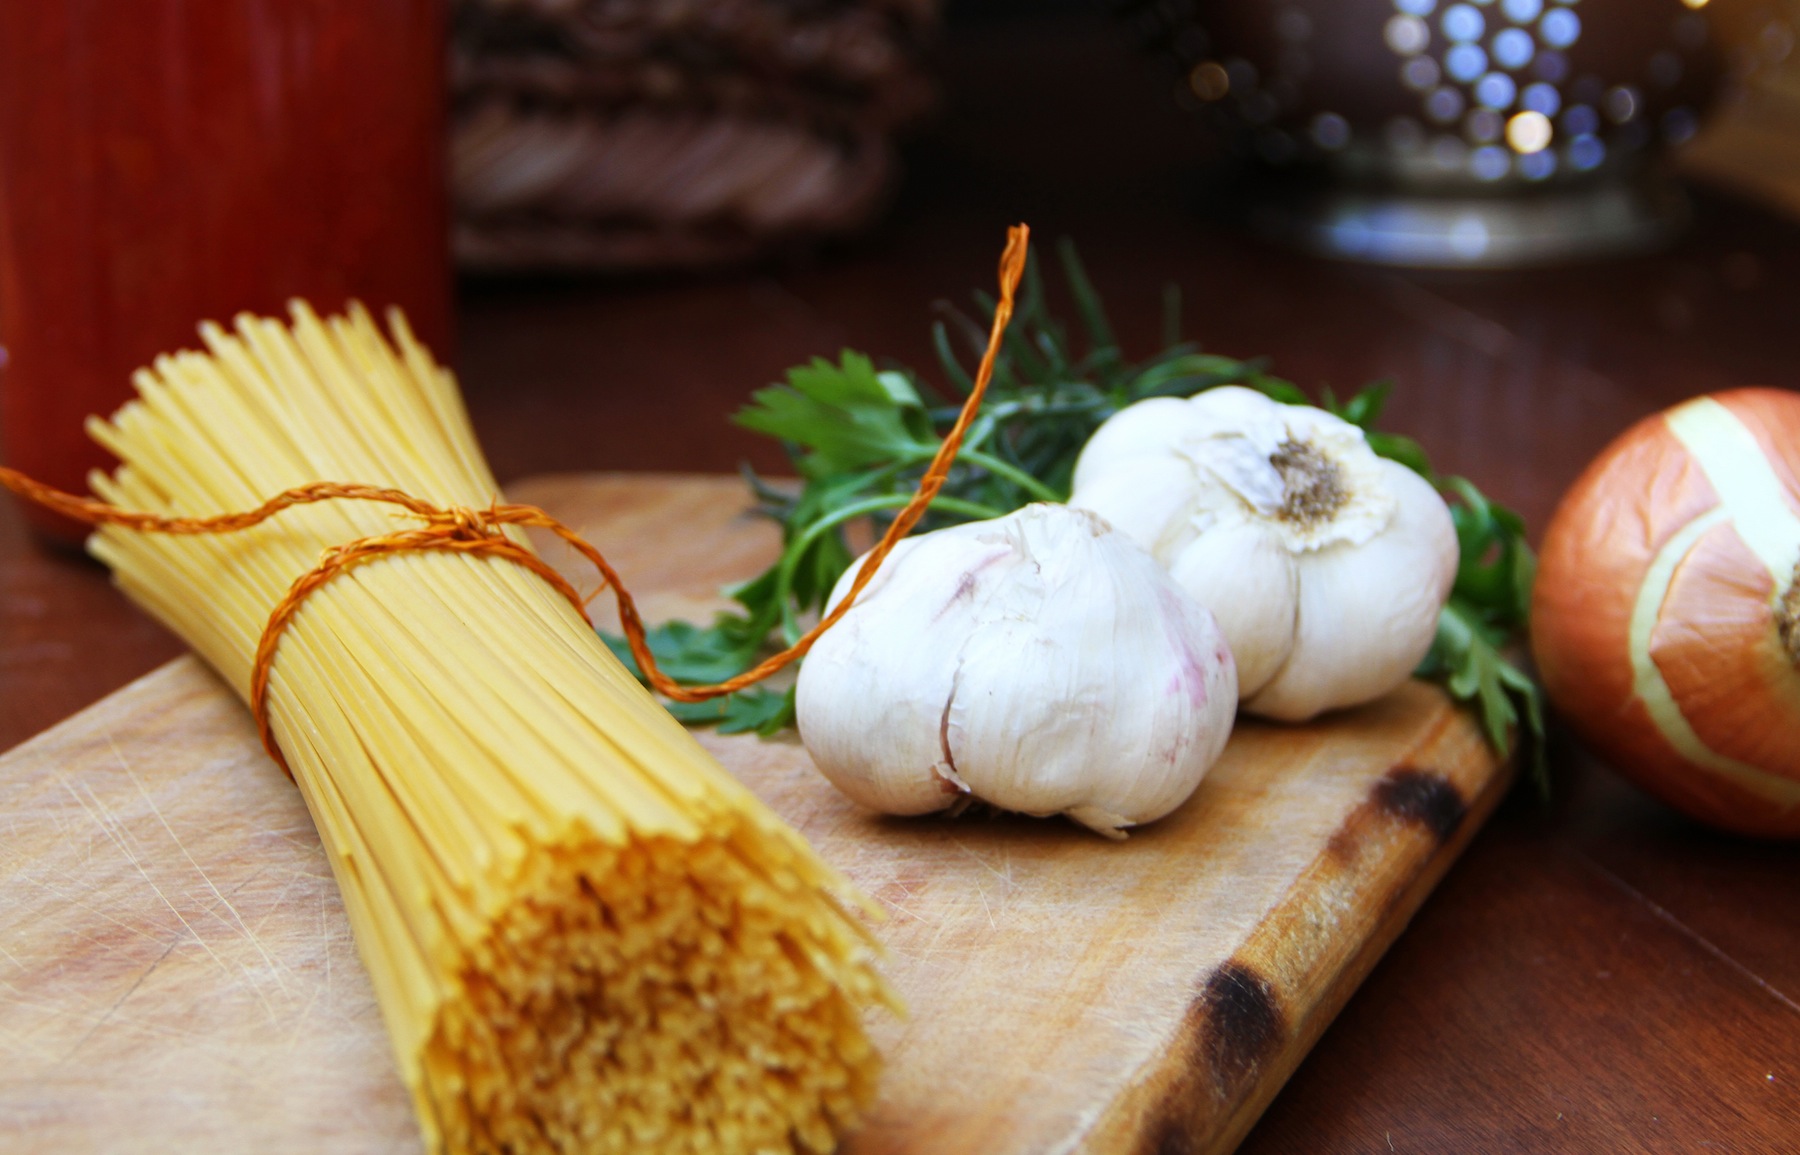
1070, 386, 1458, 722
795, 504, 1237, 838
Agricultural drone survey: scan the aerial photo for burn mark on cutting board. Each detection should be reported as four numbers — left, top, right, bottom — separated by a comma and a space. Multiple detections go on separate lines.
1373, 766, 1467, 841
1145, 1113, 1201, 1155
1324, 765, 1469, 864
1195, 961, 1286, 1092
1138, 960, 1288, 1155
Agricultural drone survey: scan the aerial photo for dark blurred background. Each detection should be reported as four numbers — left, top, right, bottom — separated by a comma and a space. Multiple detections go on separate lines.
3, 3, 1799, 1151
447, 0, 1800, 523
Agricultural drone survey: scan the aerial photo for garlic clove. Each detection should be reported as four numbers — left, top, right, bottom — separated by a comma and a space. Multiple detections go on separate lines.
940, 537, 1231, 827
1068, 454, 1207, 562
797, 532, 1004, 816
1070, 396, 1210, 494
1183, 383, 1294, 433
1244, 460, 1458, 720
1166, 517, 1299, 699
796, 504, 1237, 835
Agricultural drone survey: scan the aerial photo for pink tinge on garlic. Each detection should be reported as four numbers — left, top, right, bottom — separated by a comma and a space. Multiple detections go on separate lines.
796, 503, 1236, 838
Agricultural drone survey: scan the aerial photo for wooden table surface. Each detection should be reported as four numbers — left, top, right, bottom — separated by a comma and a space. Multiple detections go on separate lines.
4, 9, 1798, 1152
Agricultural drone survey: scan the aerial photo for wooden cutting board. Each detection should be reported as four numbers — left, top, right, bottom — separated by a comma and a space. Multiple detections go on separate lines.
0, 473, 1510, 1155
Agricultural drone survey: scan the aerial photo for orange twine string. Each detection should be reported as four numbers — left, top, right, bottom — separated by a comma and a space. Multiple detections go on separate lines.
0, 223, 1030, 780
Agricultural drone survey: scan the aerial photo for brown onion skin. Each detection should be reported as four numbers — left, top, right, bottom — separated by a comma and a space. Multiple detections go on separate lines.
1531, 387, 1800, 838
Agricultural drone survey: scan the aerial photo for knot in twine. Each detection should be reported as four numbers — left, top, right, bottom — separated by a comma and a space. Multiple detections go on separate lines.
0, 224, 1030, 782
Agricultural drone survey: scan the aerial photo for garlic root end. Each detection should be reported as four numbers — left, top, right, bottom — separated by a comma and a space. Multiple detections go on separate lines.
1064, 805, 1133, 840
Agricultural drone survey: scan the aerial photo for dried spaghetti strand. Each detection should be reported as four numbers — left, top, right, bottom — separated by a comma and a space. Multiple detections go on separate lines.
58, 295, 906, 1155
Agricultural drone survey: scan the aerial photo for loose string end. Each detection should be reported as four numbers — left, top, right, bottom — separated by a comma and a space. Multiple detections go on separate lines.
2, 226, 1035, 764
646, 221, 1031, 703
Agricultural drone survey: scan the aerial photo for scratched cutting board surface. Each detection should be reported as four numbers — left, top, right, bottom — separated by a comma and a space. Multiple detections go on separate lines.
0, 473, 1510, 1155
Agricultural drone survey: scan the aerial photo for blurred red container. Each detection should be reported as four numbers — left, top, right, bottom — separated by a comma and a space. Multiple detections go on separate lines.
0, 0, 451, 545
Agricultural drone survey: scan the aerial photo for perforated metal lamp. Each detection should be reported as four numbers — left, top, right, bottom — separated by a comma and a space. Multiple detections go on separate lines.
1115, 0, 1743, 266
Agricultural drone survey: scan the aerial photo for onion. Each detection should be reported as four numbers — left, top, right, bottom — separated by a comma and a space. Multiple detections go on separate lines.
1531, 388, 1800, 837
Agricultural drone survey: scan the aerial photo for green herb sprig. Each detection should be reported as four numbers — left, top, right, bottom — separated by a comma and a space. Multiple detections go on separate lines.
603, 242, 1546, 783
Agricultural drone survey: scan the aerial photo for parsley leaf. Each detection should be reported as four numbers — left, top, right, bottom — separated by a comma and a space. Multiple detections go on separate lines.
735, 353, 937, 479
663, 687, 797, 736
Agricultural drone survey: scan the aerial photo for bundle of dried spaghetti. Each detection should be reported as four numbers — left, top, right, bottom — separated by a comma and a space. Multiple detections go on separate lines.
81, 302, 894, 1154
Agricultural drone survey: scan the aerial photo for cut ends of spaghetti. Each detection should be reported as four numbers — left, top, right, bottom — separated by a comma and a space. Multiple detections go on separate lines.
425, 818, 886, 1154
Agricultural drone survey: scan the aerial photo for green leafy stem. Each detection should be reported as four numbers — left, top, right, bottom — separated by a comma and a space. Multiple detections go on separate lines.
603, 241, 1546, 787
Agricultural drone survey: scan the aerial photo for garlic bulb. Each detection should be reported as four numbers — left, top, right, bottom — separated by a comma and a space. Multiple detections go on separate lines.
1070, 386, 1457, 722
795, 504, 1237, 838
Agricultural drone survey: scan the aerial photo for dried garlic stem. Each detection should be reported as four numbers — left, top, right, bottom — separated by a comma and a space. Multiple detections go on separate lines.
1270, 439, 1350, 527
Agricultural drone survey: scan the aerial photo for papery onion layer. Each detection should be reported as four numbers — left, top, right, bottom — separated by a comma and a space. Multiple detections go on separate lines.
1532, 388, 1800, 837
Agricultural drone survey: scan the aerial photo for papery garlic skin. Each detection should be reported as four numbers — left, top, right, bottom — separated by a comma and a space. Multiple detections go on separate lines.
1070, 386, 1457, 722
795, 504, 1237, 838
